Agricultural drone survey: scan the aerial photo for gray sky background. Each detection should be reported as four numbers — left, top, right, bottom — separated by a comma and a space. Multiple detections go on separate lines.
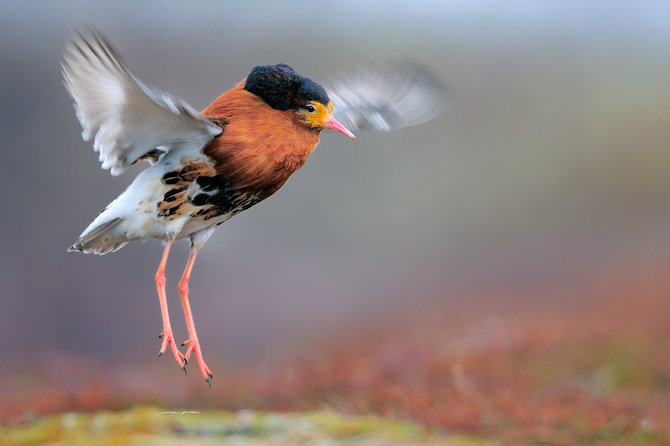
1, 1, 670, 370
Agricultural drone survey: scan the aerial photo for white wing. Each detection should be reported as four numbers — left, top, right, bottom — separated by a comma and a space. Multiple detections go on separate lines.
62, 29, 222, 175
326, 61, 448, 132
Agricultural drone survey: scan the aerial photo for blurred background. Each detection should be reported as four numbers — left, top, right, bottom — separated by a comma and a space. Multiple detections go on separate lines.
2, 0, 670, 436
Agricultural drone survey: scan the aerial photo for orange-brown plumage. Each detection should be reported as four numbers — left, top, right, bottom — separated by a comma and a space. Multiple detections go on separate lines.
202, 82, 320, 198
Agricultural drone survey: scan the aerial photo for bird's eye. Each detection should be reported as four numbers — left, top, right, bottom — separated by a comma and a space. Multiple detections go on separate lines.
305, 104, 317, 113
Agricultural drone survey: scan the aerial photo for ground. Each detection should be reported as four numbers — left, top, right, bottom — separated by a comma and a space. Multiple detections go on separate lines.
1, 406, 487, 445
2, 258, 670, 445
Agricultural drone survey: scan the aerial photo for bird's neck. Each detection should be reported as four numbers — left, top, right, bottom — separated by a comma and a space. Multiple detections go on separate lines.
201, 83, 321, 198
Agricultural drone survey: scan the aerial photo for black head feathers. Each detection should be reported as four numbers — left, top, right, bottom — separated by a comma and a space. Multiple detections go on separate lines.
244, 64, 330, 111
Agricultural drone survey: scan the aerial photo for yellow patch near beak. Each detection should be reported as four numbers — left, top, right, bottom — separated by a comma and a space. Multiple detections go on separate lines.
304, 101, 333, 129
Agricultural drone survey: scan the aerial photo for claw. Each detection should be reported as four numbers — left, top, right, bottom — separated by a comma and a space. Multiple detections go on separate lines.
205, 377, 212, 388
182, 365, 187, 375
180, 337, 212, 382
158, 328, 187, 370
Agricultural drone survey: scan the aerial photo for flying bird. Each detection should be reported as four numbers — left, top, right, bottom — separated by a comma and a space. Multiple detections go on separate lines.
63, 28, 447, 386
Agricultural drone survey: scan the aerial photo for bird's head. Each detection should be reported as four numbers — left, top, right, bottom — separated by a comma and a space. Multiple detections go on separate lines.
244, 64, 355, 139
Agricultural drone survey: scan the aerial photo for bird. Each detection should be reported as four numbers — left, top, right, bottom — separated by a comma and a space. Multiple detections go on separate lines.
62, 28, 447, 386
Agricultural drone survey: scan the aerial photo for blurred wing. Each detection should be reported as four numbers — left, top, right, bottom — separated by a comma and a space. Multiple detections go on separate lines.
62, 29, 222, 175
326, 61, 448, 132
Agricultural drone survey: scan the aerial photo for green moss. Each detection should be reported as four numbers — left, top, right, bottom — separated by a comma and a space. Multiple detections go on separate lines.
0, 406, 489, 446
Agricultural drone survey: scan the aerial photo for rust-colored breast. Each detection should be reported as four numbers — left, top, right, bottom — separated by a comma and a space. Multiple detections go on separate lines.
153, 84, 322, 231
201, 83, 321, 200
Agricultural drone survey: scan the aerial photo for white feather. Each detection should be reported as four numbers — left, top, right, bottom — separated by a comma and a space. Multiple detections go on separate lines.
62, 28, 221, 175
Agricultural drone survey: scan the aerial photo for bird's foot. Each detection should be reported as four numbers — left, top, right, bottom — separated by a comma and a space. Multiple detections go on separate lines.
182, 339, 213, 386
158, 328, 187, 374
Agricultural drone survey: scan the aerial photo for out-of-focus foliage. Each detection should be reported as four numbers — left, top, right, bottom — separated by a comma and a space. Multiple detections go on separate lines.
1, 406, 486, 446
2, 2, 670, 443
3, 260, 670, 443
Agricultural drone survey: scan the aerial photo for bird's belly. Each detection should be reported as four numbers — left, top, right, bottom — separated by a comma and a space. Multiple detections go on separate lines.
175, 212, 234, 239
114, 153, 266, 242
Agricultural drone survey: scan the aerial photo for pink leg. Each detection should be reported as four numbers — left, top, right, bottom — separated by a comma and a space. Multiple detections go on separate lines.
155, 242, 187, 373
178, 250, 213, 386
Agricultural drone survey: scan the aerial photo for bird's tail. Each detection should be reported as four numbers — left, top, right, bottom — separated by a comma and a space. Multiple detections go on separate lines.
68, 217, 128, 255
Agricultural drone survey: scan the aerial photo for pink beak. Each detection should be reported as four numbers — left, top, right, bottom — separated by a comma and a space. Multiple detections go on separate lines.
325, 114, 356, 139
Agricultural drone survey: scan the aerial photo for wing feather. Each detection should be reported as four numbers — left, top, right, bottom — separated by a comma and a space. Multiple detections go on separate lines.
62, 28, 222, 175
326, 61, 448, 132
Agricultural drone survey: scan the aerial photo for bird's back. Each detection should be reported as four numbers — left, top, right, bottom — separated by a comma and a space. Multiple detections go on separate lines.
69, 146, 223, 253
70, 84, 323, 254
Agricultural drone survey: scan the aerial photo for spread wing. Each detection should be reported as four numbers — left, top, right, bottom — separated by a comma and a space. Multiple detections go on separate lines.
62, 28, 222, 176
325, 61, 448, 132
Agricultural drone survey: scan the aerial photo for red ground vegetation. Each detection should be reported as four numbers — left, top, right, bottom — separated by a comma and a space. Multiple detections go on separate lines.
2, 258, 670, 443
